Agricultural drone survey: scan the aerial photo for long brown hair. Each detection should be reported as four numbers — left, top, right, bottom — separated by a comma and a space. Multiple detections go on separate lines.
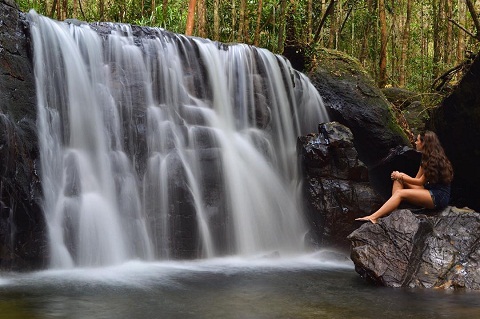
419, 131, 453, 184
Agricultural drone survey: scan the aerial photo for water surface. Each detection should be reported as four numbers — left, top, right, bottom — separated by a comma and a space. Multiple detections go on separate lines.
1, 252, 479, 319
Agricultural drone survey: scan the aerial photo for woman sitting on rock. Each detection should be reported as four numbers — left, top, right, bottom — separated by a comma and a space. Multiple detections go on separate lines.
356, 130, 453, 224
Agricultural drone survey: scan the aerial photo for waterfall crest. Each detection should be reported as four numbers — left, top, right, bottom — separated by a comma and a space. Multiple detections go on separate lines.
28, 11, 328, 268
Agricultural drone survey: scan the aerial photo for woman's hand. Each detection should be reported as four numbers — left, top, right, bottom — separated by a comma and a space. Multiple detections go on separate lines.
391, 171, 404, 182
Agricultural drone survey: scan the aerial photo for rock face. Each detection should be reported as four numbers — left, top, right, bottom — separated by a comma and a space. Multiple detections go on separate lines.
308, 49, 411, 168
382, 87, 426, 135
298, 122, 384, 250
349, 208, 480, 289
0, 0, 47, 269
308, 49, 422, 205
427, 54, 480, 212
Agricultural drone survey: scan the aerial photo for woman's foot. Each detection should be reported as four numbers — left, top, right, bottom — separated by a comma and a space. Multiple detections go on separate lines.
355, 216, 378, 224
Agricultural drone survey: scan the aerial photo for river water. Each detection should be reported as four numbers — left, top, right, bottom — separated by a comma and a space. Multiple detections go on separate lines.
1, 252, 479, 319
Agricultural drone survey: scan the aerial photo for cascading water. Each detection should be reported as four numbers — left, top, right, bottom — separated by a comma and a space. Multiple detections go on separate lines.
27, 11, 329, 268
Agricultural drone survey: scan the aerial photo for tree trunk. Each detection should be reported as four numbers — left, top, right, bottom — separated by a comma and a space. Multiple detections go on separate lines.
99, 0, 105, 21
254, 0, 263, 46
307, 0, 313, 43
444, 0, 453, 65
197, 0, 206, 38
399, 0, 412, 87
231, 0, 236, 42
313, 0, 335, 44
151, 0, 157, 24
378, 0, 388, 88
456, 0, 467, 64
163, 0, 168, 25
186, 0, 197, 36
238, 0, 246, 42
277, 0, 287, 53
433, 0, 441, 77
327, 0, 338, 49
214, 0, 220, 40
359, 0, 374, 65
73, 0, 78, 18
389, 0, 396, 85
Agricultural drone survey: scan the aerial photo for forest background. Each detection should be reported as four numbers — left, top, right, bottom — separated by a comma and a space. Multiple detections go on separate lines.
15, 0, 480, 101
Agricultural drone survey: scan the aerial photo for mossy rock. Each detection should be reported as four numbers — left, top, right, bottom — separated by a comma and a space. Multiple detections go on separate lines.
307, 48, 410, 167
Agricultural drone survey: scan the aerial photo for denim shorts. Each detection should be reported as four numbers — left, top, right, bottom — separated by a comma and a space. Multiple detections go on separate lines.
425, 183, 451, 209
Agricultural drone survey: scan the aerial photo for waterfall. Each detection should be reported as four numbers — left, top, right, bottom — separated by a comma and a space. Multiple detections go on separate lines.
27, 11, 328, 268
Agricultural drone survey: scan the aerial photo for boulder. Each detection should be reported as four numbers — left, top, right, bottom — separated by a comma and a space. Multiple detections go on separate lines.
308, 48, 411, 167
427, 53, 480, 212
348, 207, 480, 289
382, 87, 427, 134
298, 121, 384, 250
307, 49, 422, 205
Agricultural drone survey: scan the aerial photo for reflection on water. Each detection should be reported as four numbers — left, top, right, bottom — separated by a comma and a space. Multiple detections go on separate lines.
0, 252, 479, 319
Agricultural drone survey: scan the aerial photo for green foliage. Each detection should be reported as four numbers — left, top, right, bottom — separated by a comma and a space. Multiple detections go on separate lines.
13, 0, 480, 94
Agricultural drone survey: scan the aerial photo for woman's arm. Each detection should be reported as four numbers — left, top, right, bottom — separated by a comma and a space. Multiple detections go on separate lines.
392, 166, 426, 186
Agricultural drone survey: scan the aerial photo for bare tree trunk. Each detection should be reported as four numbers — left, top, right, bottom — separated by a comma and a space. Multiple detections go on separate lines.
254, 0, 263, 46
313, 0, 335, 44
456, 0, 467, 63
327, 0, 338, 49
73, 0, 78, 18
214, 0, 220, 40
359, 0, 374, 65
389, 0, 397, 84
307, 0, 312, 42
197, 0, 206, 38
378, 0, 388, 88
186, 0, 197, 36
238, 0, 246, 42
277, 0, 287, 53
399, 0, 412, 87
99, 0, 105, 21
444, 0, 453, 64
163, 0, 168, 25
49, 0, 57, 18
465, 0, 480, 39
151, 0, 157, 24
231, 0, 236, 42
433, 0, 441, 77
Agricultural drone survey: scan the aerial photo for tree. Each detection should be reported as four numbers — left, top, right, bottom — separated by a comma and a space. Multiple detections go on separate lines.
254, 0, 263, 46
399, 0, 412, 87
456, 0, 467, 64
185, 0, 197, 36
378, 0, 388, 88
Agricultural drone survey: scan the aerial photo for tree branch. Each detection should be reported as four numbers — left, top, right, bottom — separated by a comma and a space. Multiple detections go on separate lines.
313, 0, 335, 44
465, 0, 480, 40
448, 18, 477, 40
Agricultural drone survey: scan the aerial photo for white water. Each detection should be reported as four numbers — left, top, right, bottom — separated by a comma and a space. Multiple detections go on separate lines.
28, 11, 328, 268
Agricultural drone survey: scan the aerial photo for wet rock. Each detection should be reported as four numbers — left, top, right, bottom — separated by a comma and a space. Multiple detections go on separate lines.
298, 122, 383, 250
348, 207, 480, 289
0, 0, 47, 270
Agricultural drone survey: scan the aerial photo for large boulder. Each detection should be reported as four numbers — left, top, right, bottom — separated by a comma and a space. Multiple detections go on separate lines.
308, 48, 411, 167
308, 49, 418, 202
348, 207, 480, 289
298, 121, 384, 250
382, 87, 427, 134
0, 0, 47, 269
426, 54, 480, 212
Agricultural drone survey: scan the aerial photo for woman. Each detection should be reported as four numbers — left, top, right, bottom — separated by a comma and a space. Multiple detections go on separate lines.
356, 131, 453, 224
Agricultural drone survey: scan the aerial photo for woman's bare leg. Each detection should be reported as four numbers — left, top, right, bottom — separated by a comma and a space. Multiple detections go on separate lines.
391, 179, 403, 195
355, 189, 434, 223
